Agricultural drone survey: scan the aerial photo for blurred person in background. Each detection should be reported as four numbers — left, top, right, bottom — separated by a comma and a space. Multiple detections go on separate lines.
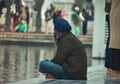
25, 6, 29, 26
44, 6, 53, 34
15, 19, 27, 32
52, 8, 62, 19
71, 6, 81, 35
109, 0, 120, 77
80, 9, 88, 35
104, 0, 112, 75
11, 10, 19, 31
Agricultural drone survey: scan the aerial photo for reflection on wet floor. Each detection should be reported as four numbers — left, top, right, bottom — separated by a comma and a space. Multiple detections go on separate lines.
0, 43, 99, 84
8, 66, 120, 84
0, 43, 55, 84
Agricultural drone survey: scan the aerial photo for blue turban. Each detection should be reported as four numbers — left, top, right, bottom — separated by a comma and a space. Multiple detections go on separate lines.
53, 18, 72, 32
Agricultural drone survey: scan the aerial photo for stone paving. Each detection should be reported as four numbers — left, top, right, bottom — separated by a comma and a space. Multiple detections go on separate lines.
8, 65, 120, 84
0, 32, 119, 84
0, 32, 92, 45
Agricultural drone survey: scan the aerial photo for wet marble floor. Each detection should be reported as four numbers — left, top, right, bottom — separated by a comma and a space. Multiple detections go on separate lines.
8, 65, 120, 84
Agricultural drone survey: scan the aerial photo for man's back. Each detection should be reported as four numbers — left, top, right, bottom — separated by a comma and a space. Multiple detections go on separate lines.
52, 33, 87, 80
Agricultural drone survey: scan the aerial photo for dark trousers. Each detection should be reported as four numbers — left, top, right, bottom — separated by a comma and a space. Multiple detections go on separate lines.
105, 14, 112, 68
39, 60, 69, 79
111, 49, 120, 70
82, 22, 87, 35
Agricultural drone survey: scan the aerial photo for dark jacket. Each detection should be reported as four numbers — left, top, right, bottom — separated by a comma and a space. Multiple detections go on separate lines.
51, 32, 87, 80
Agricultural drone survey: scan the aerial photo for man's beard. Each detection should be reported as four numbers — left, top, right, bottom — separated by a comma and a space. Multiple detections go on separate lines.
54, 33, 62, 45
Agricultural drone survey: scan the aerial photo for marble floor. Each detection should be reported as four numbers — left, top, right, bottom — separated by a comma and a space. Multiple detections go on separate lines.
8, 65, 120, 84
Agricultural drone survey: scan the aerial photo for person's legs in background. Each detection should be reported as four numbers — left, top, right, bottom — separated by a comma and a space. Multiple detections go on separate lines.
110, 49, 120, 77
105, 14, 113, 75
105, 14, 120, 77
82, 22, 87, 35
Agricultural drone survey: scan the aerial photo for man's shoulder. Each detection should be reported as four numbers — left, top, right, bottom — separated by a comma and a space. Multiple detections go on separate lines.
62, 33, 78, 41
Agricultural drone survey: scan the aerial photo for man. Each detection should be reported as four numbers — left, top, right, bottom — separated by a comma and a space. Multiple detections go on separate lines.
39, 18, 87, 80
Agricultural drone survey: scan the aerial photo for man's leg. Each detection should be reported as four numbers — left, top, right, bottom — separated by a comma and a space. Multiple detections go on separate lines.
39, 60, 69, 79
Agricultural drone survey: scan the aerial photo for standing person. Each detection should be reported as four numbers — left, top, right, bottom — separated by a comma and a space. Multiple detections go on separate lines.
80, 9, 88, 35
52, 8, 62, 19
44, 6, 53, 34
11, 11, 19, 31
50, 3, 55, 16
71, 6, 81, 35
25, 6, 29, 26
19, 6, 27, 21
109, 0, 120, 76
104, 0, 112, 75
39, 18, 87, 80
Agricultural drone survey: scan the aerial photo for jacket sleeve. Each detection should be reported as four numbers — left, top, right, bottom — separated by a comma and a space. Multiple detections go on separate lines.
51, 38, 73, 64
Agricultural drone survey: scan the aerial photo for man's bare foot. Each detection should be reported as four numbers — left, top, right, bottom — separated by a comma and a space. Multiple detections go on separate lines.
46, 74, 57, 79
